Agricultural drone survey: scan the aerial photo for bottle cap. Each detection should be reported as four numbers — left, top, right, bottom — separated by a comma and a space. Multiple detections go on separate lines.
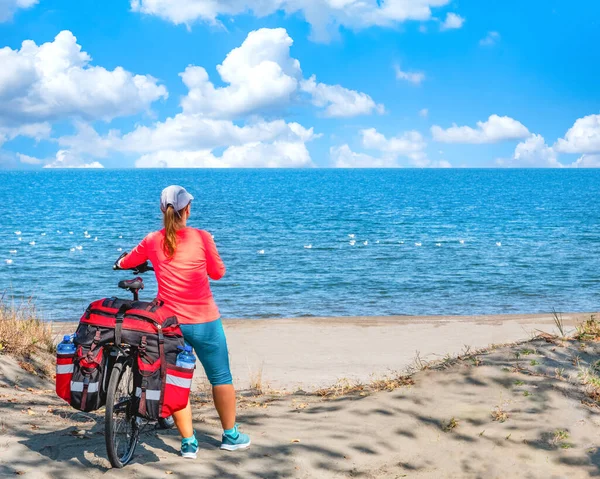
184, 345, 193, 352
63, 335, 71, 341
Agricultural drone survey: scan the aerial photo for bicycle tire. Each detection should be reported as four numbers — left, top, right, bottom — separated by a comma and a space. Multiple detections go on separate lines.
105, 360, 139, 468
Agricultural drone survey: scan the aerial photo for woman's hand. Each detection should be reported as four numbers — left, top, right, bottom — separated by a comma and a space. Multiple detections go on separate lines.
113, 251, 128, 270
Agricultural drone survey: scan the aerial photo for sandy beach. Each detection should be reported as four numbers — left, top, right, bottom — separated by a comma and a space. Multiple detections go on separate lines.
1, 312, 599, 478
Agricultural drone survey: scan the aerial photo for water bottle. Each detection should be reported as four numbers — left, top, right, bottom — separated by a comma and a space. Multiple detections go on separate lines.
176, 345, 196, 369
57, 334, 76, 355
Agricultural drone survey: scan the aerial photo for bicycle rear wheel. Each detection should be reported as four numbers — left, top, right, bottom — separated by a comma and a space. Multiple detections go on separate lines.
105, 360, 139, 468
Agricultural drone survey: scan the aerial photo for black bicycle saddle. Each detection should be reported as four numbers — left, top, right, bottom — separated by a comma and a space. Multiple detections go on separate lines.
118, 277, 144, 291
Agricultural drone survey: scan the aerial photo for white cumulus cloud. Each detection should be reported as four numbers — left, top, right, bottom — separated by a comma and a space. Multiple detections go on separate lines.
43, 150, 104, 169
497, 134, 562, 168
136, 141, 313, 168
480, 31, 500, 46
0, 0, 38, 22
419, 108, 428, 118
554, 114, 600, 154
431, 115, 530, 144
440, 12, 464, 30
571, 154, 600, 168
0, 30, 168, 128
300, 75, 384, 117
394, 65, 425, 85
130, 0, 452, 41
17, 152, 43, 165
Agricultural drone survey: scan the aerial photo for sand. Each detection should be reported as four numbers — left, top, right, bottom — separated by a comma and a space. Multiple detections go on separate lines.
1, 313, 599, 478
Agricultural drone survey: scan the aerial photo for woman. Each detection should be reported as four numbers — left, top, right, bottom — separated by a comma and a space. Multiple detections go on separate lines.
117, 185, 250, 459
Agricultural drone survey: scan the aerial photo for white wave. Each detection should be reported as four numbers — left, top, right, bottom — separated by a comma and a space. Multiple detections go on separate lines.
415, 242, 422, 247
348, 234, 355, 238
117, 247, 122, 252
69, 231, 74, 235
304, 244, 312, 249
363, 240, 369, 246
349, 240, 356, 246
9, 250, 17, 254
257, 249, 265, 255
14, 231, 21, 235
75, 245, 83, 251
436, 243, 442, 247
5, 259, 13, 265
496, 242, 502, 247
70, 247, 75, 252
41, 233, 46, 236
29, 241, 36, 246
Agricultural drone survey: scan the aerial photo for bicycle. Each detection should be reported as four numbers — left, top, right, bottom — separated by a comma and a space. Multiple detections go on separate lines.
103, 261, 175, 468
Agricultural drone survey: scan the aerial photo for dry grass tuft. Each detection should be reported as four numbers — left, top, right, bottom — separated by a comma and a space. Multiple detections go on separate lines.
575, 315, 600, 342
491, 406, 509, 423
0, 299, 54, 357
249, 364, 265, 395
315, 378, 365, 398
369, 375, 415, 392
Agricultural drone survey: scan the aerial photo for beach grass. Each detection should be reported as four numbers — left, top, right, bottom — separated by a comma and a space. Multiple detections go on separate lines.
0, 298, 54, 357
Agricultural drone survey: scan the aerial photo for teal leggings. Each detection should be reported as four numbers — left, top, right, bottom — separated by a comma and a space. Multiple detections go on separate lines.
179, 319, 233, 386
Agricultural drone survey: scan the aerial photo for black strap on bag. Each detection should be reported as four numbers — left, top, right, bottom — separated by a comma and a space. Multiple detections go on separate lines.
156, 325, 167, 415
115, 304, 129, 345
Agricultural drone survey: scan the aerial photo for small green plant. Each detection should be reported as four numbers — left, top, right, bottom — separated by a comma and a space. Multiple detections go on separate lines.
561, 443, 573, 449
514, 380, 525, 386
555, 368, 565, 379
530, 359, 540, 366
523, 391, 531, 397
521, 348, 536, 356
514, 351, 521, 360
552, 309, 566, 338
575, 315, 600, 341
553, 430, 569, 442
443, 417, 459, 432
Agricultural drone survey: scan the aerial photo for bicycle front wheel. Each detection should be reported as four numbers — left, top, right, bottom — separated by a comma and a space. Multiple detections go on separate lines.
105, 360, 139, 468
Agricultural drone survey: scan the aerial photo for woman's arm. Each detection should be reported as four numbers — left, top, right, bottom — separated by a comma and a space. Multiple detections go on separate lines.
199, 230, 226, 280
119, 235, 149, 269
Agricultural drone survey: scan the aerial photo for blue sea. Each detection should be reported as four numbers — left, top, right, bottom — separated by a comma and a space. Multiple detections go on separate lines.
1, 169, 599, 321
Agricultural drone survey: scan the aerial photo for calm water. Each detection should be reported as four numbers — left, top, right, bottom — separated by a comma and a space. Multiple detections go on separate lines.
1, 169, 599, 321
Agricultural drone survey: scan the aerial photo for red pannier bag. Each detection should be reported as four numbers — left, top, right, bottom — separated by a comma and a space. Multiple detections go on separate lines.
55, 353, 74, 402
68, 298, 193, 419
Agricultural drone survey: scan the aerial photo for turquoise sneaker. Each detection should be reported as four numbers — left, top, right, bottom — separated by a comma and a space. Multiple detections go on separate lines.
181, 436, 198, 459
220, 425, 251, 451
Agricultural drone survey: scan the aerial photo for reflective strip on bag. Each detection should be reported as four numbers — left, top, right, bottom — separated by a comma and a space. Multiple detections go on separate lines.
166, 374, 192, 389
70, 381, 99, 393
56, 364, 74, 374
135, 387, 161, 401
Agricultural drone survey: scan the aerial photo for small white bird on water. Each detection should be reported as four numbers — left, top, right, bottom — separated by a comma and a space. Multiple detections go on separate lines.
75, 245, 83, 251
17, 237, 22, 241
364, 240, 369, 246
348, 234, 355, 238
69, 231, 73, 235
94, 237, 98, 241
375, 240, 380, 244
304, 244, 312, 249
117, 247, 122, 252
84, 231, 88, 235
119, 235, 123, 239
29, 241, 36, 246
257, 250, 265, 255
415, 242, 422, 247
14, 231, 21, 235
459, 239, 465, 244
9, 250, 17, 254
41, 233, 46, 236
496, 242, 502, 247
349, 240, 356, 246
5, 259, 13, 265
84, 234, 91, 239
399, 241, 404, 244
436, 243, 442, 247
56, 230, 61, 234
70, 247, 75, 252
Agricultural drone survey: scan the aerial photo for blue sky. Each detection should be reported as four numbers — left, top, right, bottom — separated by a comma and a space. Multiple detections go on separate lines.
1, 0, 599, 168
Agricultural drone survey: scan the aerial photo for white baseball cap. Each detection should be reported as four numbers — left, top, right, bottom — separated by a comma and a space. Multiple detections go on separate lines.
160, 185, 194, 213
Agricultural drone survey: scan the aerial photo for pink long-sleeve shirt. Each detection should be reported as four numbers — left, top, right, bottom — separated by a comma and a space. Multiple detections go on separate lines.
119, 227, 225, 324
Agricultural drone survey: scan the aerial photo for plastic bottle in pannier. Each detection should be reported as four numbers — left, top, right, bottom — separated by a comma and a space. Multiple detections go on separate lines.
57, 335, 76, 355
176, 345, 196, 369
56, 334, 76, 402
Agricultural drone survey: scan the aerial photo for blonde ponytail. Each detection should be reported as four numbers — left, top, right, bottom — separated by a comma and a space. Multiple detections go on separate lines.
163, 205, 186, 258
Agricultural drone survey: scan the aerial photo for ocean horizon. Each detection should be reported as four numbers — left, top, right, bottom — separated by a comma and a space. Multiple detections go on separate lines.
1, 168, 599, 322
